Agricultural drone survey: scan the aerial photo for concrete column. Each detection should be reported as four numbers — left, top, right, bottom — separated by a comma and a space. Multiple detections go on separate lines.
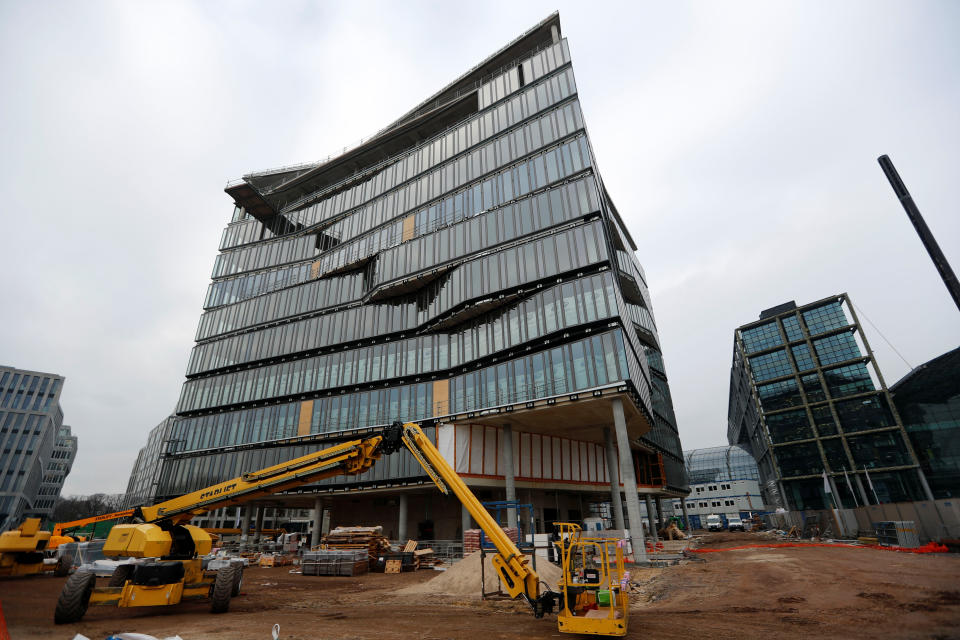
398, 493, 409, 542
917, 467, 936, 502
611, 397, 646, 562
240, 506, 252, 540
645, 495, 658, 543
550, 24, 560, 44
254, 506, 265, 544
827, 474, 845, 509
461, 503, 472, 537
681, 498, 691, 532
312, 497, 324, 547
502, 424, 518, 529
854, 474, 871, 506
239, 506, 252, 550
604, 427, 625, 530
655, 497, 664, 529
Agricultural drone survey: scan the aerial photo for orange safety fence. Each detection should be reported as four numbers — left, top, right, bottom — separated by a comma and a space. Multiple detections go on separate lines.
690, 541, 949, 554
0, 600, 10, 640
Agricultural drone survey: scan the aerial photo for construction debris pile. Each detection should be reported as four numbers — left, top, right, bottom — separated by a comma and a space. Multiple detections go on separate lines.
463, 527, 519, 554
397, 550, 563, 597
321, 526, 391, 567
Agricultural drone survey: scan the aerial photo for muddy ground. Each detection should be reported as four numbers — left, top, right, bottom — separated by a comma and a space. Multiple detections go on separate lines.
2, 532, 959, 639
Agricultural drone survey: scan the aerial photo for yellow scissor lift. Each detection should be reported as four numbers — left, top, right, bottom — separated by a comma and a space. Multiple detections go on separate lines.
554, 523, 629, 636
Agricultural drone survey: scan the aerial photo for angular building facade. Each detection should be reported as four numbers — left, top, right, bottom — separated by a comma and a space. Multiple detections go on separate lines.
0, 366, 75, 530
157, 14, 686, 541
891, 346, 960, 499
728, 294, 934, 510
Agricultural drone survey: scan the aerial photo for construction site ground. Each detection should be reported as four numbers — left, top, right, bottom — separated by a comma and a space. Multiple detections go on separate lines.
3, 532, 959, 639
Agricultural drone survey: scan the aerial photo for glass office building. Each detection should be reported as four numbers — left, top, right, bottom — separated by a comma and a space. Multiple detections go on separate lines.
728, 294, 933, 510
155, 13, 687, 538
676, 445, 765, 525
891, 346, 960, 499
0, 366, 76, 530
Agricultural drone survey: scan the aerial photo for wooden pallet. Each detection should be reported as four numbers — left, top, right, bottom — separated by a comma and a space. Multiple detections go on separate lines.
384, 559, 403, 574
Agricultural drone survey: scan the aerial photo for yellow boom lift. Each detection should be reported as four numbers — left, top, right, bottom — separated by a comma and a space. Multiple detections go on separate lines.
54, 422, 628, 636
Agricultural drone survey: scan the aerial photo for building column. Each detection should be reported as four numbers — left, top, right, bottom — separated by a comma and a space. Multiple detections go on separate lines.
854, 474, 871, 506
645, 494, 658, 543
398, 493, 409, 542
254, 505, 265, 544
502, 424, 518, 529
611, 397, 646, 562
461, 503, 472, 537
655, 497, 664, 529
681, 498, 691, 532
312, 497, 324, 547
827, 474, 845, 509
916, 467, 936, 502
240, 506, 252, 550
603, 427, 625, 531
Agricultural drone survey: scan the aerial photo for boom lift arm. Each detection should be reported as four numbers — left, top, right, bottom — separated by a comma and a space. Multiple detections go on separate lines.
381, 422, 556, 617
70, 422, 557, 624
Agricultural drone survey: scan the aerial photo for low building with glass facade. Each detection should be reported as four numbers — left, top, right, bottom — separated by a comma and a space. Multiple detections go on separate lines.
675, 445, 765, 527
727, 294, 934, 510
891, 346, 960, 499
154, 13, 687, 544
0, 366, 75, 530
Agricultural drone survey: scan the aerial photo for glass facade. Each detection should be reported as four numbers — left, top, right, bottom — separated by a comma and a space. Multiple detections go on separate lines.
151, 16, 687, 523
0, 366, 75, 530
891, 347, 960, 498
727, 295, 928, 510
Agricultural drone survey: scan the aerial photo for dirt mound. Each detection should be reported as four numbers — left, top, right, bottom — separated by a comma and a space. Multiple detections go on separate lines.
396, 551, 562, 597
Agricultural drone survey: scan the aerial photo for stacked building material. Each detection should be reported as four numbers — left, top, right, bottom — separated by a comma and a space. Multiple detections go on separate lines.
463, 527, 519, 554
322, 526, 391, 566
302, 549, 369, 576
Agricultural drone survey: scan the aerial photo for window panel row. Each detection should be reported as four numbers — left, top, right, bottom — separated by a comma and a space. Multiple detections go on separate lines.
449, 329, 631, 413
286, 65, 578, 232
197, 217, 607, 343
802, 301, 849, 336
204, 262, 313, 310
813, 331, 861, 366
174, 329, 633, 455
196, 272, 365, 341
191, 257, 616, 377
180, 272, 619, 412
211, 234, 316, 279
0, 373, 60, 412
374, 172, 599, 287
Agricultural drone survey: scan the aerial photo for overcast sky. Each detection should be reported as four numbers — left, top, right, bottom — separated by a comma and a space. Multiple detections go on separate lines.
1, 1, 957, 496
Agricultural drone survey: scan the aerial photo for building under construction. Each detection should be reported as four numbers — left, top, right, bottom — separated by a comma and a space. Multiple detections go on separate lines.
137, 13, 687, 542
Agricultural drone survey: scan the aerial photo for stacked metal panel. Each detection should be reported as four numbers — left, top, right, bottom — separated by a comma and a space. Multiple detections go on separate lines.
301, 550, 369, 576
874, 521, 920, 548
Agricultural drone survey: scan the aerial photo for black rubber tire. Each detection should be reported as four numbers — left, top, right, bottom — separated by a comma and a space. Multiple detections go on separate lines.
54, 553, 73, 577
230, 565, 243, 597
210, 565, 235, 614
54, 571, 95, 624
108, 564, 134, 587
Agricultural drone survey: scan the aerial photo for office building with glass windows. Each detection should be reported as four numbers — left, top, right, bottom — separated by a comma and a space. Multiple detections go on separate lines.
728, 294, 934, 510
675, 445, 766, 528
0, 366, 75, 531
155, 13, 687, 542
891, 346, 960, 499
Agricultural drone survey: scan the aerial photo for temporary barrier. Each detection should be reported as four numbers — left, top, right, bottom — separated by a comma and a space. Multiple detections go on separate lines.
690, 541, 948, 554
